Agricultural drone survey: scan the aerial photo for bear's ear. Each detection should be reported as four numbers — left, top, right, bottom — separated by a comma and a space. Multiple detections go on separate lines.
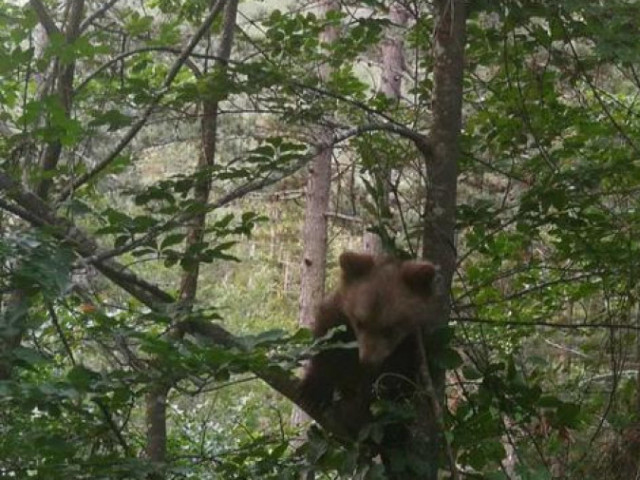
401, 261, 435, 292
339, 252, 375, 282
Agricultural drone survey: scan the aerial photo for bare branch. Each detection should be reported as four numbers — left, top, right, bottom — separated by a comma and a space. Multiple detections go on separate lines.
0, 170, 352, 439
178, 319, 352, 441
29, 0, 61, 37
0, 172, 173, 308
78, 122, 431, 265
80, 0, 120, 33
455, 316, 640, 331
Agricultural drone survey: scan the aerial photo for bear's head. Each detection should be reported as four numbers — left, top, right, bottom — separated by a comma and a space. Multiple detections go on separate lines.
336, 252, 436, 366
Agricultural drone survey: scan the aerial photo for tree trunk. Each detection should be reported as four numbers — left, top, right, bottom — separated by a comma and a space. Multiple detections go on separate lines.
292, 0, 340, 427
362, 4, 409, 256
413, 1, 466, 479
0, 0, 84, 381
35, 0, 85, 199
636, 300, 640, 417
143, 0, 238, 471
144, 383, 171, 467
0, 291, 28, 380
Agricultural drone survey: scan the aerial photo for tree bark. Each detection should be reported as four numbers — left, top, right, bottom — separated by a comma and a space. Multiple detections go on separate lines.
292, 0, 340, 427
414, 0, 466, 478
143, 0, 238, 469
33, 0, 85, 199
1, 0, 84, 381
362, 3, 409, 256
298, 0, 339, 331
361, 5, 405, 256
144, 383, 171, 468
636, 300, 640, 417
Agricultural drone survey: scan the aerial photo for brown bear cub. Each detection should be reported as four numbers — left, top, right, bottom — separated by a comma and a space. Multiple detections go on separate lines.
300, 251, 436, 437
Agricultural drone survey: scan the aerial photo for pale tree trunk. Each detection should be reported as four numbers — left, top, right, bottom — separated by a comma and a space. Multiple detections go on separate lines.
143, 0, 238, 470
410, 1, 466, 479
362, 3, 409, 256
297, 0, 339, 331
292, 0, 340, 428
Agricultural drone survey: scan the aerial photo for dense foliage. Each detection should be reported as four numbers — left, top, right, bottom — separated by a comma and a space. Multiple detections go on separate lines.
1, 0, 640, 478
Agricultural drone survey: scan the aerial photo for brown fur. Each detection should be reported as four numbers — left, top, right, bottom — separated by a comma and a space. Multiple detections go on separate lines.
300, 251, 436, 436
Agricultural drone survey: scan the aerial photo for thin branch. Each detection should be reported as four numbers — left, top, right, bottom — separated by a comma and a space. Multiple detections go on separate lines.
94, 399, 132, 455
560, 20, 640, 156
29, 0, 60, 37
0, 172, 173, 308
177, 319, 352, 442
47, 302, 76, 365
416, 330, 460, 480
57, 0, 229, 202
80, 0, 120, 33
455, 316, 640, 331
81, 122, 431, 265
47, 300, 131, 454
456, 273, 594, 308
75, 46, 208, 94
543, 339, 589, 358
0, 171, 351, 441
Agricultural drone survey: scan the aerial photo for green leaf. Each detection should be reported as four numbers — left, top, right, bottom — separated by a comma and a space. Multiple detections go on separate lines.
67, 365, 99, 392
160, 233, 186, 249
13, 347, 47, 369
435, 347, 463, 369
89, 109, 133, 131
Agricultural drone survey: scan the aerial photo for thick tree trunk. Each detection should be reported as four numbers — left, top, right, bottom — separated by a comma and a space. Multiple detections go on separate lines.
412, 1, 466, 479
422, 1, 464, 299
143, 0, 238, 470
292, 0, 340, 427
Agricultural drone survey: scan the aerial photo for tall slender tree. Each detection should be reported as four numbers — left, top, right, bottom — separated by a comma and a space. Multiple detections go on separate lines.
1, 0, 85, 381
144, 0, 238, 469
362, 2, 409, 256
293, 0, 341, 427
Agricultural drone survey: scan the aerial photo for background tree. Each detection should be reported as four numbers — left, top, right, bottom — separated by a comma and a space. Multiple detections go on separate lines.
292, 1, 340, 431
1, 0, 640, 479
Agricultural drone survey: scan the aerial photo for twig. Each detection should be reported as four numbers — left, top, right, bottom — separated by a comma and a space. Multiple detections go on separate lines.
80, 0, 120, 33
80, 122, 430, 265
57, 0, 229, 202
416, 330, 459, 480
455, 316, 640, 331
47, 302, 76, 365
